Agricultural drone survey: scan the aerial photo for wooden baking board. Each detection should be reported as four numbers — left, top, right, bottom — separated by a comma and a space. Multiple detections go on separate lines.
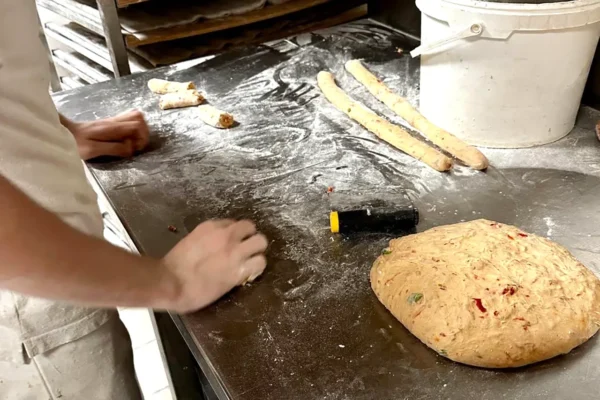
117, 0, 150, 7
124, 0, 335, 47
130, 3, 366, 66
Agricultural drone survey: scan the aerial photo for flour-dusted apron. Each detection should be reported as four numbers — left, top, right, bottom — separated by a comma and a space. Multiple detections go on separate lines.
0, 1, 140, 398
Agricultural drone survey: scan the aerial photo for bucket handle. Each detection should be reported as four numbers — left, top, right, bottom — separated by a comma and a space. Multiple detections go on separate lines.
410, 23, 484, 58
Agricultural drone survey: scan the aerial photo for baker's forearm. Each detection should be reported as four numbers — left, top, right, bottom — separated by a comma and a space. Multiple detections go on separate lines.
0, 174, 179, 309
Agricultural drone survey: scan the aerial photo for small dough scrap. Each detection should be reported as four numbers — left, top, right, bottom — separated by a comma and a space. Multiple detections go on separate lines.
197, 104, 234, 129
148, 78, 195, 94
371, 219, 600, 368
159, 90, 204, 110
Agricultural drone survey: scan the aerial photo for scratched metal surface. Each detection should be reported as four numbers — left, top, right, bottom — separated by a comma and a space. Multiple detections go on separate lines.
54, 20, 600, 400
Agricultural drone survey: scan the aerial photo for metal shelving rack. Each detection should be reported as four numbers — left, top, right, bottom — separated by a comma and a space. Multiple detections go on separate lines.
96, 0, 133, 76
38, 0, 367, 91
39, 0, 139, 85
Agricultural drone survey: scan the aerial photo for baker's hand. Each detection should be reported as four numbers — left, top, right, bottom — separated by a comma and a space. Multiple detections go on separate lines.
66, 110, 150, 160
162, 219, 268, 313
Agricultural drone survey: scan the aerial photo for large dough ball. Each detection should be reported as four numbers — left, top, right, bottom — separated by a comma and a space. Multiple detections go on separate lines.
370, 219, 600, 368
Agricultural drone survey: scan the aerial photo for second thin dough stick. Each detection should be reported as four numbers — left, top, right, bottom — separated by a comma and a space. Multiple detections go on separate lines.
317, 71, 452, 172
345, 60, 489, 170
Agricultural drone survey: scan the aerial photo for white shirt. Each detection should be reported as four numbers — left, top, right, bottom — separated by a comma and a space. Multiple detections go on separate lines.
0, 0, 113, 361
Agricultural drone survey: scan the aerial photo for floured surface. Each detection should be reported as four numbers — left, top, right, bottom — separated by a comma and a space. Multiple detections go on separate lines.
372, 219, 600, 368
54, 20, 600, 400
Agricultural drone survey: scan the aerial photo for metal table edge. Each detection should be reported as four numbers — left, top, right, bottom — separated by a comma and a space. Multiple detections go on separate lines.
171, 313, 232, 400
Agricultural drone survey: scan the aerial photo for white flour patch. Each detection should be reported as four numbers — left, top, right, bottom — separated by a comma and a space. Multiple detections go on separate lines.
544, 217, 556, 237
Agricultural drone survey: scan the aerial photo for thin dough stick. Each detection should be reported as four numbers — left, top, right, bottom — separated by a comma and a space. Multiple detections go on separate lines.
148, 78, 196, 94
317, 71, 452, 172
159, 90, 204, 110
197, 105, 234, 129
345, 60, 489, 170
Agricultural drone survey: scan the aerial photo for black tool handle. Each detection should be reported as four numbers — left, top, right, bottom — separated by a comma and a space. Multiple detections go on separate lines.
330, 206, 419, 234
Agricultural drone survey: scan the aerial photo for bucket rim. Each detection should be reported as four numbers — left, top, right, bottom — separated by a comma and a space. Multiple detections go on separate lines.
438, 0, 600, 11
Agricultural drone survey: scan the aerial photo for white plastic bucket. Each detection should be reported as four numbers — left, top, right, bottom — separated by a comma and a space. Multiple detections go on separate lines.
412, 0, 600, 148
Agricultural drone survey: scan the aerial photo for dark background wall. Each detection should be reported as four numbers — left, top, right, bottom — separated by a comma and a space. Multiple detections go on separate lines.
584, 46, 600, 107
369, 0, 421, 37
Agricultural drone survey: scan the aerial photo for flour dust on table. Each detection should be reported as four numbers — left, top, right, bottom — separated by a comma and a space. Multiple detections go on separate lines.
54, 19, 600, 399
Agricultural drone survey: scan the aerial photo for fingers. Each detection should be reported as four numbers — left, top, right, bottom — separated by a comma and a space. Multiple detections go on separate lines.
132, 119, 150, 151
232, 229, 268, 285
211, 219, 235, 228
111, 110, 145, 123
238, 255, 267, 286
79, 111, 150, 152
236, 233, 268, 259
228, 220, 257, 242
188, 219, 267, 269
189, 219, 235, 240
80, 139, 134, 160
111, 110, 149, 151
198, 219, 235, 229
94, 120, 146, 141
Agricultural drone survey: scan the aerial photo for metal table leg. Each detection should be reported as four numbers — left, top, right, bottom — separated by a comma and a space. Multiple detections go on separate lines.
96, 0, 131, 77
